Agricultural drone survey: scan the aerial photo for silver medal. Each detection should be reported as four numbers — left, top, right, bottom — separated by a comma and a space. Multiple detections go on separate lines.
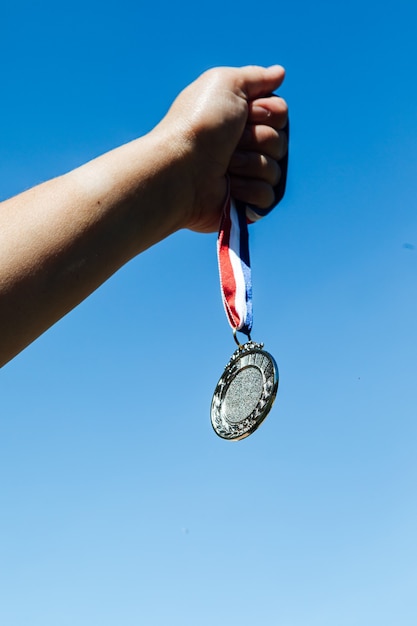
211, 340, 279, 441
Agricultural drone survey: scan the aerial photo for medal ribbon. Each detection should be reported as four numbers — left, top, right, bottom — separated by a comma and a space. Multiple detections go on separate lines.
217, 196, 253, 337
217, 120, 289, 339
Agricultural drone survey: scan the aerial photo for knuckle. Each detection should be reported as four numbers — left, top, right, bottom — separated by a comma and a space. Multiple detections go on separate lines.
276, 97, 288, 116
256, 183, 275, 209
269, 159, 280, 186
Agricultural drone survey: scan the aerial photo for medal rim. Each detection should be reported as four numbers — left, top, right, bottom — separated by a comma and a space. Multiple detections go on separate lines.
210, 341, 279, 441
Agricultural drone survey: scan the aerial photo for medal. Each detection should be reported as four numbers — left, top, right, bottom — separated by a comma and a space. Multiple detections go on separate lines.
210, 119, 288, 440
211, 338, 278, 441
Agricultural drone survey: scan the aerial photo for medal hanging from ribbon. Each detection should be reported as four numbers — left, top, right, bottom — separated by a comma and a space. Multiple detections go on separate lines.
210, 119, 289, 441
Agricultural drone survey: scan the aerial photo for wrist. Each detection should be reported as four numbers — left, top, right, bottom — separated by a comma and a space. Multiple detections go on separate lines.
67, 124, 196, 260
149, 115, 199, 232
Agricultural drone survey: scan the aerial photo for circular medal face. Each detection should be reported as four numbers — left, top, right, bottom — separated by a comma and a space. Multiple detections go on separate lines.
211, 341, 279, 440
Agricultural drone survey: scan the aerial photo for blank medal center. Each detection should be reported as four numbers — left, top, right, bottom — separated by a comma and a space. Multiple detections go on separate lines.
223, 366, 263, 423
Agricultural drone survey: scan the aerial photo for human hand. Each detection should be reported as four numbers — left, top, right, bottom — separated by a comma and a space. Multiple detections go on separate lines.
155, 65, 288, 233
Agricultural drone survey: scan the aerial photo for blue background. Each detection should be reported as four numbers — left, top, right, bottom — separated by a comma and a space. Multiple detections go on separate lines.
1, 1, 417, 624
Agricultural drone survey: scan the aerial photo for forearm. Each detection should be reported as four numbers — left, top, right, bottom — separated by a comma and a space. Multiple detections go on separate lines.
0, 128, 191, 366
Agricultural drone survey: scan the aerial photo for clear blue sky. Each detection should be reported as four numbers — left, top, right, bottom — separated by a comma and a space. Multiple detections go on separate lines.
1, 1, 417, 624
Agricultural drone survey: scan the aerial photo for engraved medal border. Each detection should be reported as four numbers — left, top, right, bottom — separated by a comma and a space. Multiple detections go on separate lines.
210, 341, 279, 441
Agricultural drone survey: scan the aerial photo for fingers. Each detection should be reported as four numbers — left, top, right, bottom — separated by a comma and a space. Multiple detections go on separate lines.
248, 95, 288, 129
228, 94, 288, 209
237, 125, 288, 161
228, 142, 285, 208
229, 174, 280, 209
240, 93, 288, 162
229, 151, 280, 187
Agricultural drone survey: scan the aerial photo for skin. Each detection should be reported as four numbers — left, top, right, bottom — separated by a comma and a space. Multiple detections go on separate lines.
0, 65, 288, 367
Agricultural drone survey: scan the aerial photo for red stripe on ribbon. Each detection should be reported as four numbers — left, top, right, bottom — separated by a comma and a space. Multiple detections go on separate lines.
217, 195, 239, 329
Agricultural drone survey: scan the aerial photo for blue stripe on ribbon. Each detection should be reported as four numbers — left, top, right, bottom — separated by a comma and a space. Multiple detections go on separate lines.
236, 200, 253, 336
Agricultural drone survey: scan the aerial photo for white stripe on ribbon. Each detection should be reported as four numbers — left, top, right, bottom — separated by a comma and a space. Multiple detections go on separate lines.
229, 200, 247, 329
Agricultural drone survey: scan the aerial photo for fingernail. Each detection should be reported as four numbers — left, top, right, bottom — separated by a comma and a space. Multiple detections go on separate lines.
251, 106, 271, 120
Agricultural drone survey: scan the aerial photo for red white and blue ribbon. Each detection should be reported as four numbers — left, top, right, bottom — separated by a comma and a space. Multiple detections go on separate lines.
217, 195, 254, 337
217, 119, 289, 339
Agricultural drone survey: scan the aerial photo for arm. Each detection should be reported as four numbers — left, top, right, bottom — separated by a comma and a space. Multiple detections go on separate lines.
0, 65, 288, 366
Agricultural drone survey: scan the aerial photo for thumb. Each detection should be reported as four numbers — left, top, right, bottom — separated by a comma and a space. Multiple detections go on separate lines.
235, 65, 286, 101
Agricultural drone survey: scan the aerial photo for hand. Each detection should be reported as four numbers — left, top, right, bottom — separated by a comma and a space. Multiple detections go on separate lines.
156, 65, 288, 233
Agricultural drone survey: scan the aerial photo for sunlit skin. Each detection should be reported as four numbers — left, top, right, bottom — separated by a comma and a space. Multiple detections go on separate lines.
0, 65, 288, 367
